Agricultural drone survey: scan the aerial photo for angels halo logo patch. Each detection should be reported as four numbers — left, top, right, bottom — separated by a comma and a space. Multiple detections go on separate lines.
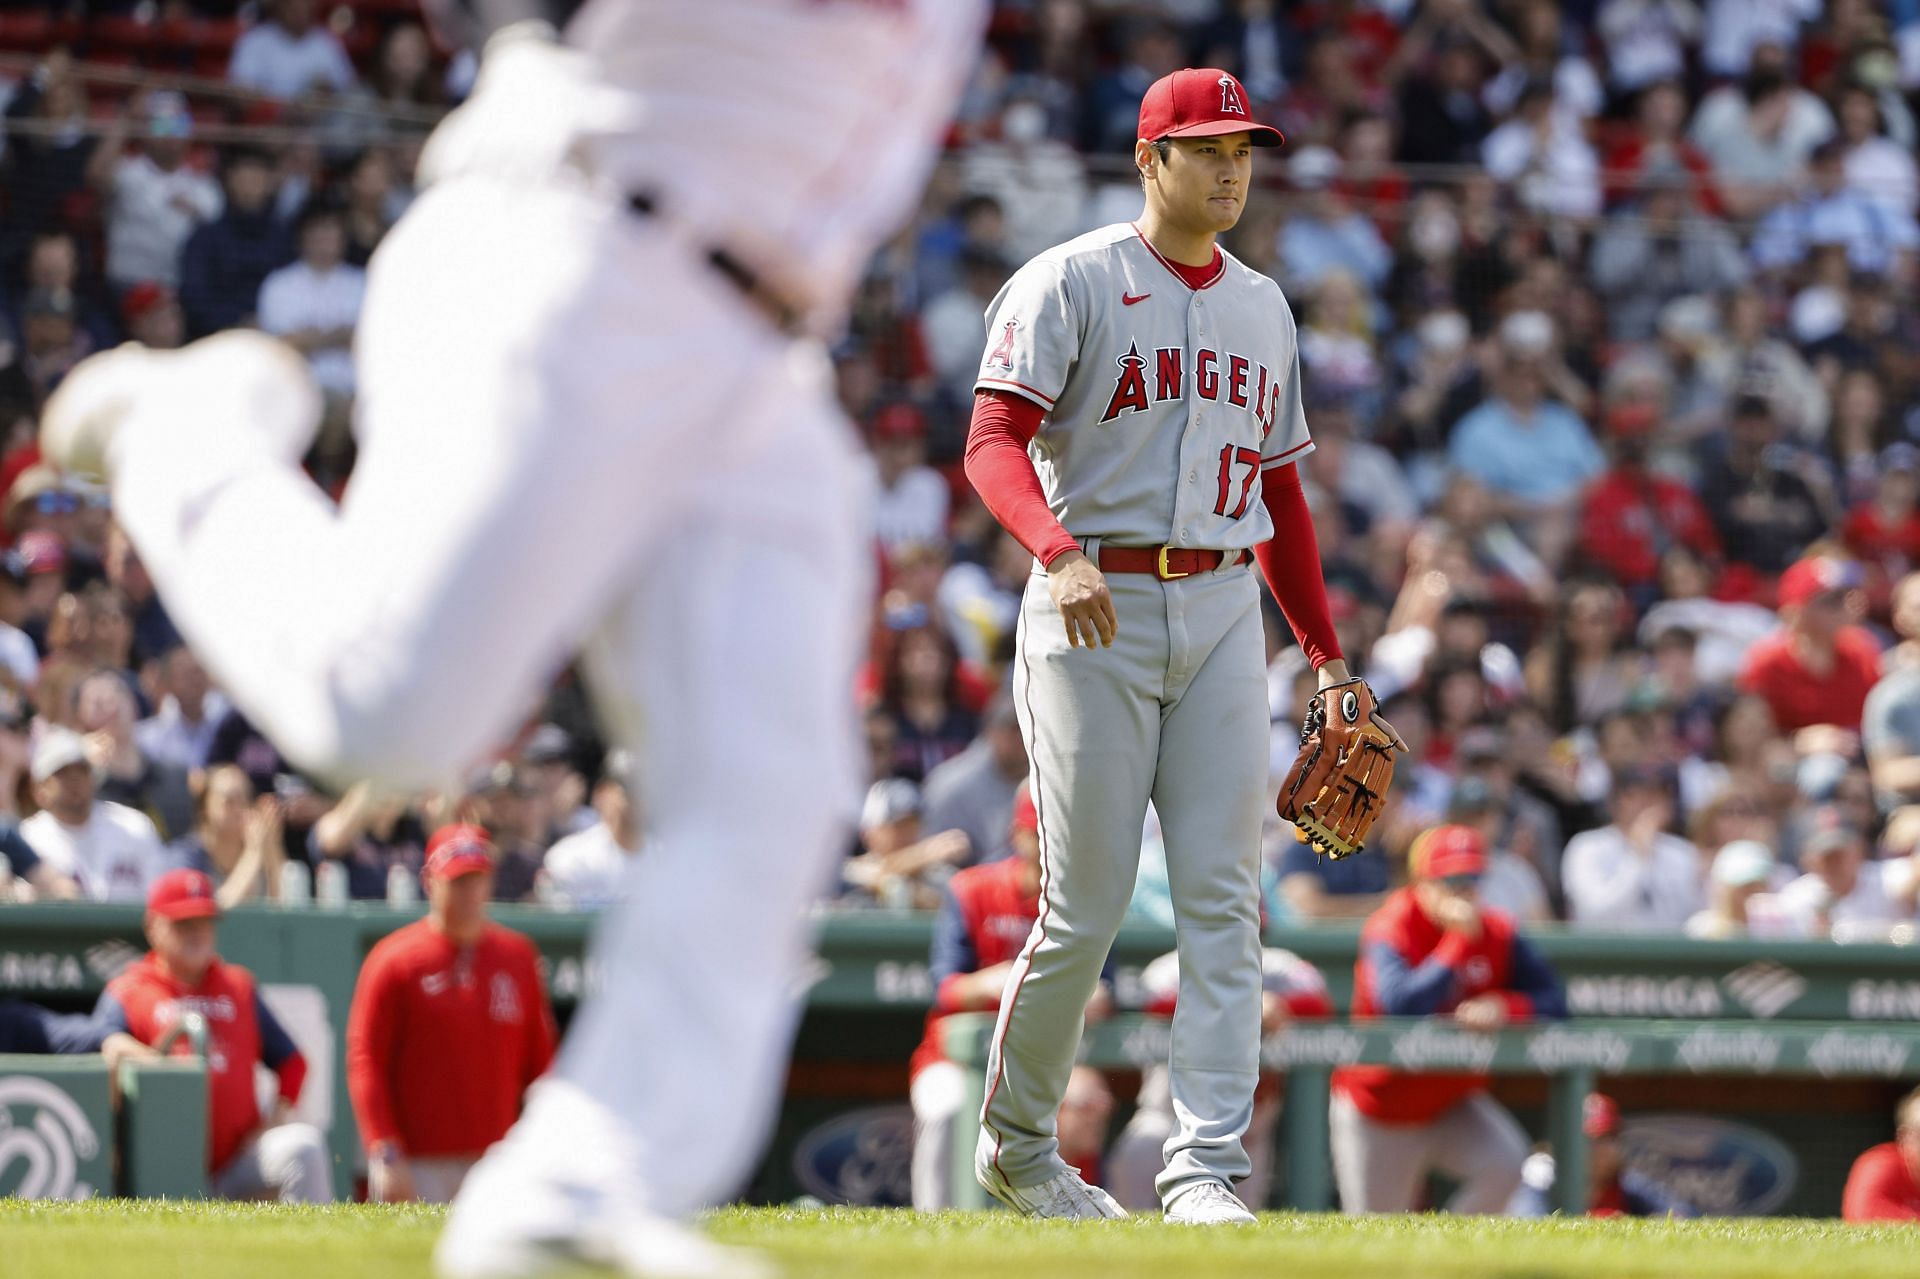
1341, 690, 1359, 723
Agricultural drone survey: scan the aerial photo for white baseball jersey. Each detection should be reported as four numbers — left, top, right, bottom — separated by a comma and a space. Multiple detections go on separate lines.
975, 222, 1313, 554
565, 0, 983, 319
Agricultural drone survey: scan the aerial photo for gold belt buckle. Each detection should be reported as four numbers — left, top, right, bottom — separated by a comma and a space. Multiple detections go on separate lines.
1157, 546, 1192, 581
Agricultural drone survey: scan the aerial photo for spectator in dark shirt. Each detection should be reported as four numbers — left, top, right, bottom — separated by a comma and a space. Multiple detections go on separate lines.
178, 148, 291, 339
1, 53, 101, 266
1698, 394, 1828, 576
921, 689, 1026, 867
1274, 821, 1393, 920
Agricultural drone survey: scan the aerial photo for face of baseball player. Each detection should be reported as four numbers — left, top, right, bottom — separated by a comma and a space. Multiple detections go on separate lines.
148, 914, 218, 984
1136, 132, 1255, 240
431, 868, 494, 941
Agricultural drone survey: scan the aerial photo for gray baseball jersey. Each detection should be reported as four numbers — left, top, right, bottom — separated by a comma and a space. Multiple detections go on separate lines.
975, 221, 1313, 553
975, 221, 1313, 1212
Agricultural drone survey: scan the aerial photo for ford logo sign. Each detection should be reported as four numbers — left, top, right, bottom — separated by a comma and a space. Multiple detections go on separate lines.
1620, 1115, 1797, 1216
791, 1105, 913, 1207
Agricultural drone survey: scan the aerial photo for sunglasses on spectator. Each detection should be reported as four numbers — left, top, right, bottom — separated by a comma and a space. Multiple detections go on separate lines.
33, 492, 79, 515
1441, 873, 1482, 892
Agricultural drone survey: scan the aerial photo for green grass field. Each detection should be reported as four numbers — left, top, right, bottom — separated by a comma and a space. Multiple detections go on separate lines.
5, 1202, 1917, 1279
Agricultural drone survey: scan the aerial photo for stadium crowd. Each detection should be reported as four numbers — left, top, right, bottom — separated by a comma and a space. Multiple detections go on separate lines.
2, 0, 1920, 946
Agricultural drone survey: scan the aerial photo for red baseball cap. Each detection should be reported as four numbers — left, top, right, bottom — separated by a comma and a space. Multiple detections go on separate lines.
1777, 556, 1858, 609
870, 403, 927, 443
147, 867, 221, 921
1413, 824, 1487, 880
424, 823, 495, 881
1010, 784, 1039, 837
1605, 402, 1661, 439
1584, 1093, 1622, 1138
1138, 68, 1283, 147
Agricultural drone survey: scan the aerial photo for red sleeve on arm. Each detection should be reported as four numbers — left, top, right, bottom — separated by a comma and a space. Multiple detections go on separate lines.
346, 948, 404, 1150
1284, 990, 1335, 1019
1251, 463, 1343, 670
275, 1050, 308, 1106
963, 390, 1080, 569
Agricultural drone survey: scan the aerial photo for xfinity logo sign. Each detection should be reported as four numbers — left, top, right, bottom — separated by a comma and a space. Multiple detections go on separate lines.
1675, 1028, 1784, 1073
1523, 1026, 1634, 1073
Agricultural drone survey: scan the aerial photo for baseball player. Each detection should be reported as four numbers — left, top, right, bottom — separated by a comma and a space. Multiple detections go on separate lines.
40, 2, 984, 1273
963, 68, 1396, 1224
1331, 824, 1566, 1214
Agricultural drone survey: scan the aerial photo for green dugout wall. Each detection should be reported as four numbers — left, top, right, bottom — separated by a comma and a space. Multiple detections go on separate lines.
3, 904, 1918, 1208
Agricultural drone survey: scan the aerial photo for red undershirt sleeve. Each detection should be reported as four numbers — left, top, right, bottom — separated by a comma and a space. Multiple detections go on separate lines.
963, 389, 1080, 569
1251, 462, 1343, 670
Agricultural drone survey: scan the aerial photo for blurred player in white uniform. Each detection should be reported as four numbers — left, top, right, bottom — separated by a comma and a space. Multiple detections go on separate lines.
42, 2, 984, 1274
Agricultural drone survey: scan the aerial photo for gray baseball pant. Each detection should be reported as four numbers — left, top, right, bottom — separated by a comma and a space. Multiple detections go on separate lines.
978, 556, 1268, 1205
210, 1122, 334, 1203
1329, 1089, 1529, 1214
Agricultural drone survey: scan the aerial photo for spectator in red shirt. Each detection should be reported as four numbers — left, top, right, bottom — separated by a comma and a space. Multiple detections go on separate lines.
96, 868, 329, 1201
908, 784, 1108, 1209
1844, 1085, 1920, 1222
348, 825, 557, 1203
1577, 402, 1722, 602
1330, 824, 1566, 1214
1739, 556, 1884, 734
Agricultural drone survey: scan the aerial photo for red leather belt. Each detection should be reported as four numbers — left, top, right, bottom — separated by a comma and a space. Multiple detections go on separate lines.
1098, 545, 1242, 581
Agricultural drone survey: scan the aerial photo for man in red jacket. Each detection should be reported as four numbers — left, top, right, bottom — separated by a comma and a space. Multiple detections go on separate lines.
348, 824, 556, 1203
96, 867, 330, 1201
1843, 1085, 1920, 1221
1330, 824, 1566, 1214
909, 784, 1110, 1209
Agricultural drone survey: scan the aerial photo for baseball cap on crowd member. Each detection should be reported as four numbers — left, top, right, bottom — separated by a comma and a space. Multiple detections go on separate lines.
147, 867, 221, 921
521, 722, 573, 767
1287, 145, 1341, 191
1711, 840, 1776, 888
6, 466, 81, 531
1498, 310, 1555, 357
120, 281, 174, 327
424, 824, 496, 880
1583, 1093, 1622, 1139
1138, 67, 1284, 147
861, 778, 922, 831
1411, 823, 1488, 880
1446, 776, 1499, 821
30, 726, 89, 783
869, 403, 928, 444
1777, 556, 1860, 609
1604, 402, 1661, 440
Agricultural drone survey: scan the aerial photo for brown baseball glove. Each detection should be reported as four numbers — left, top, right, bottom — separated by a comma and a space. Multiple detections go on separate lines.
1278, 676, 1407, 860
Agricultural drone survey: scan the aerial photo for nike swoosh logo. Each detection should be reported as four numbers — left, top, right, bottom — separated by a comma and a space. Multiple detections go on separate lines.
1123, 293, 1150, 305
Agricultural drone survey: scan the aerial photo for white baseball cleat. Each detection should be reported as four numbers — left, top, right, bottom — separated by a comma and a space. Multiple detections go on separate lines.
40, 330, 323, 481
1162, 1179, 1256, 1225
983, 1169, 1129, 1220
435, 1212, 774, 1279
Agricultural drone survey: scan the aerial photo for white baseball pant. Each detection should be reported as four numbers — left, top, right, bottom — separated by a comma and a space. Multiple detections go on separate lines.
108, 173, 870, 1222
